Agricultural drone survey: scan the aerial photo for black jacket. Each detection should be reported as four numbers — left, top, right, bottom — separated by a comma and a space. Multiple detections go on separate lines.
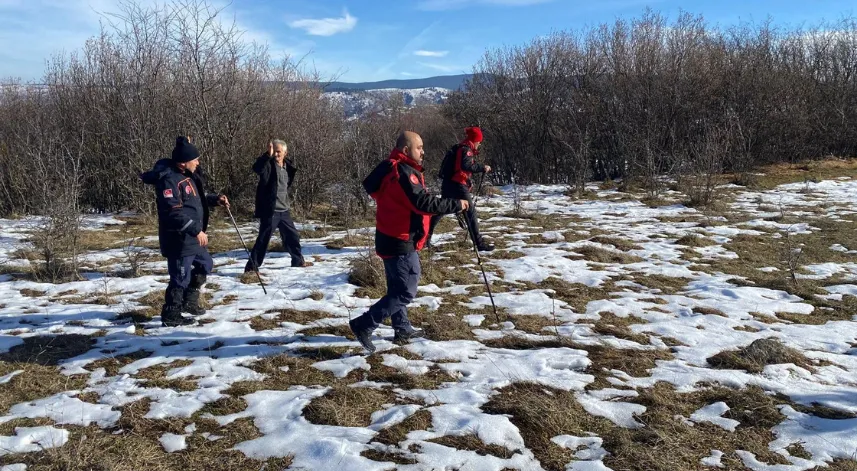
140, 159, 219, 258
253, 154, 297, 219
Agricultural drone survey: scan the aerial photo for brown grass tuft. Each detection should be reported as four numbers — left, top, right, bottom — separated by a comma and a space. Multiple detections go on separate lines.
707, 338, 813, 373
303, 386, 395, 427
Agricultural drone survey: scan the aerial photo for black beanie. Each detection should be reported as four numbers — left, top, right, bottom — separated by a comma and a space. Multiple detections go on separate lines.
172, 136, 199, 163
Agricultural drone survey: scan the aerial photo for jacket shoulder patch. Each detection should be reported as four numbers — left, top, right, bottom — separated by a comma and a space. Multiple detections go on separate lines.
163, 189, 173, 198
409, 174, 420, 185
466, 150, 473, 157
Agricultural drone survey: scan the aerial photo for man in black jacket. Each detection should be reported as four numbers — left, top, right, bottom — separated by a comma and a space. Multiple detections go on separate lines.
245, 139, 306, 272
427, 126, 494, 251
140, 136, 229, 327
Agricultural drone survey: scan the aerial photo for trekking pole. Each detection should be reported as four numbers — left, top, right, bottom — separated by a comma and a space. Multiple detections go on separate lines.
462, 173, 487, 243
225, 206, 268, 295
460, 211, 501, 324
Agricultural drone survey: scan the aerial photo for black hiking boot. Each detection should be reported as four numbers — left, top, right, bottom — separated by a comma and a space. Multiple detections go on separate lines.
161, 287, 196, 327
182, 288, 206, 316
476, 239, 495, 252
349, 318, 376, 354
393, 328, 425, 345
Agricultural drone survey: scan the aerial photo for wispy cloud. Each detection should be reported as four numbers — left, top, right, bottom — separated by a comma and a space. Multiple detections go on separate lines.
414, 50, 448, 57
418, 0, 553, 11
418, 61, 466, 73
289, 10, 357, 36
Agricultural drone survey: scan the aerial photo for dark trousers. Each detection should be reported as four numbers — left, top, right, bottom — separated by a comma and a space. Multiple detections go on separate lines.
351, 251, 420, 332
428, 194, 480, 244
164, 250, 213, 307
249, 210, 304, 268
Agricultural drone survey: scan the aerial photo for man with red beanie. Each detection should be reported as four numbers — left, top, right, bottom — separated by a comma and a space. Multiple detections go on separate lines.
427, 126, 494, 251
349, 131, 469, 353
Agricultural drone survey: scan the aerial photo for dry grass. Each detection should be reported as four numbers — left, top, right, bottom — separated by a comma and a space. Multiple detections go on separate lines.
19, 288, 47, 297
482, 381, 798, 471
737, 157, 857, 190
348, 251, 386, 298
590, 313, 651, 345
303, 386, 396, 427
85, 349, 153, 376
324, 233, 372, 250
588, 236, 643, 251
707, 338, 814, 373
0, 334, 94, 366
582, 344, 674, 389
364, 354, 458, 390
249, 308, 333, 331
574, 245, 644, 264
428, 434, 519, 458
692, 306, 727, 317
0, 363, 89, 414
482, 383, 607, 471
372, 409, 433, 447
675, 234, 717, 247
408, 306, 477, 342
526, 277, 620, 314
0, 395, 292, 471
227, 353, 347, 394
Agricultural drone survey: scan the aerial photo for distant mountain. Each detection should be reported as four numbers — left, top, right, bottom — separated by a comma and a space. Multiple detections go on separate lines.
323, 74, 472, 92
323, 87, 450, 118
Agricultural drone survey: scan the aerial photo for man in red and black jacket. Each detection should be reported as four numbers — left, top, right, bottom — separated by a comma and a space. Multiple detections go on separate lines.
349, 131, 469, 353
427, 126, 494, 251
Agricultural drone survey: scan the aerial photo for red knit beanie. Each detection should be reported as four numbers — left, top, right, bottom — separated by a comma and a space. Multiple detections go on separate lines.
465, 126, 483, 143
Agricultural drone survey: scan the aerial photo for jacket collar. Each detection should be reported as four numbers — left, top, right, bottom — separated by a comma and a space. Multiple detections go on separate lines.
389, 148, 424, 172
461, 140, 480, 154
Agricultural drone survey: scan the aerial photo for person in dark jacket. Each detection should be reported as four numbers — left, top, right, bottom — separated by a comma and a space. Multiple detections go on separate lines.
349, 131, 469, 354
427, 126, 494, 251
140, 136, 229, 326
245, 139, 306, 272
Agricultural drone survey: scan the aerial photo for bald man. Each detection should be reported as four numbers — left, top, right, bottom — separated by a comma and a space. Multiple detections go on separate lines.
350, 131, 470, 353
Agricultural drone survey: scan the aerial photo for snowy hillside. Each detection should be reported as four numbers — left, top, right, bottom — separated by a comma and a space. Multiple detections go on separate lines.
323, 87, 449, 118
1, 171, 857, 469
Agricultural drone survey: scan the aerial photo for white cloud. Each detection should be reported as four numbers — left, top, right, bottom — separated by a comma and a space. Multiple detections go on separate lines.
289, 10, 357, 37
418, 0, 553, 11
414, 50, 448, 57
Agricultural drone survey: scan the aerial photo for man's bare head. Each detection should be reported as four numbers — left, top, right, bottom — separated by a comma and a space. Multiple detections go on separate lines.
396, 131, 425, 166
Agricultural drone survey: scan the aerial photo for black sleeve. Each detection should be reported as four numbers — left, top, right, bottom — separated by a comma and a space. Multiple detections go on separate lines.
363, 160, 394, 197
205, 193, 220, 207
399, 170, 462, 216
460, 147, 486, 174
286, 158, 297, 188
252, 154, 272, 177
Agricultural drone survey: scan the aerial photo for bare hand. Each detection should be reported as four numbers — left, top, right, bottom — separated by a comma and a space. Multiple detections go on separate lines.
460, 200, 470, 211
266, 141, 273, 157
197, 232, 209, 247
218, 195, 230, 209
484, 165, 492, 173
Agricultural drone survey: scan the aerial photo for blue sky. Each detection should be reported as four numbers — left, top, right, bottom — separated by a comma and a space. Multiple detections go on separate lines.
0, 0, 854, 83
